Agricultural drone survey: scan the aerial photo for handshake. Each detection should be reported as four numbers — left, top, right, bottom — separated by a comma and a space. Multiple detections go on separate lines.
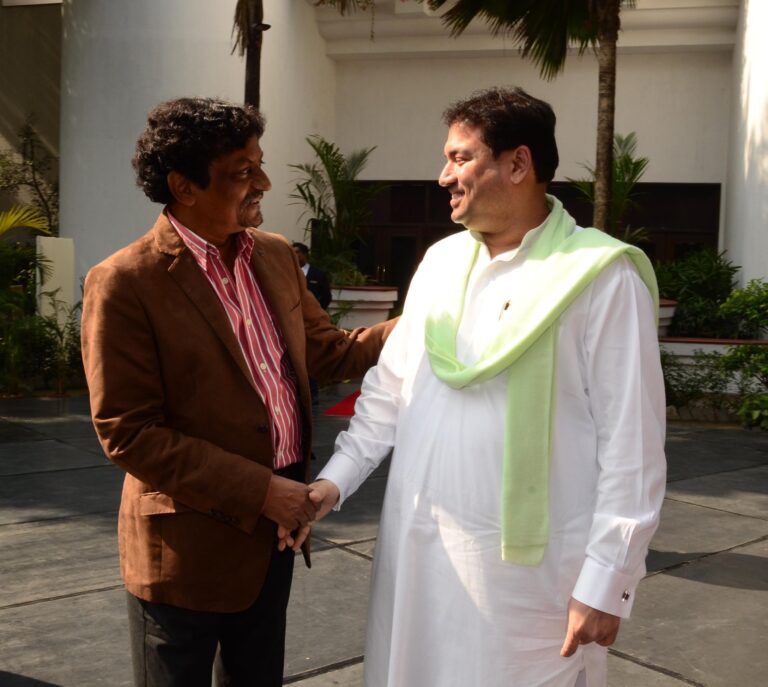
261, 474, 341, 552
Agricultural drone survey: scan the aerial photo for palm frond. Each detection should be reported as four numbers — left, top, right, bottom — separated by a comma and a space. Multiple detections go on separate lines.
0, 205, 50, 237
428, 0, 598, 80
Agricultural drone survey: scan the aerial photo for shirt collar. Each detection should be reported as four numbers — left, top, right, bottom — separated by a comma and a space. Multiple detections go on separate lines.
167, 209, 254, 269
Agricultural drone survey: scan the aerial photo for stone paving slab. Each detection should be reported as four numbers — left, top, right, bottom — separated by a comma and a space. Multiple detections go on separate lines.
607, 654, 695, 686
290, 661, 363, 686
0, 439, 107, 476
665, 464, 768, 520
0, 587, 132, 687
289, 655, 693, 687
665, 425, 768, 482
0, 464, 123, 525
285, 547, 372, 679
616, 538, 768, 687
647, 497, 768, 572
0, 419, 42, 444
0, 513, 119, 608
6, 417, 98, 443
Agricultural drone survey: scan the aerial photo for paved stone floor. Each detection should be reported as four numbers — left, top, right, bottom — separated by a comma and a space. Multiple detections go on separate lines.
0, 386, 767, 686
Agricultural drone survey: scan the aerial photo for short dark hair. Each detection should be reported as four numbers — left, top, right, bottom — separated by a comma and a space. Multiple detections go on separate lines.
292, 242, 310, 256
133, 97, 266, 204
442, 87, 559, 183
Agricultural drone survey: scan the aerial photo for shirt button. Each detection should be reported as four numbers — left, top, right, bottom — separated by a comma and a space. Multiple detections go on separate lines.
221, 277, 229, 285
245, 319, 252, 326
621, 590, 631, 602
274, 408, 281, 415
259, 362, 267, 370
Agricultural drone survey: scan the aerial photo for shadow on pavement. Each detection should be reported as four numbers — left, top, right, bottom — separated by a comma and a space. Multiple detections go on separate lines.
0, 672, 61, 686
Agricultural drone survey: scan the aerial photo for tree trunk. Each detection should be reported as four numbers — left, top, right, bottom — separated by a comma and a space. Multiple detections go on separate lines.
244, 0, 265, 109
592, 0, 621, 232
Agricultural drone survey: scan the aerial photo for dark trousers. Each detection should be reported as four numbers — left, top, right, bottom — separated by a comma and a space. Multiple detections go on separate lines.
126, 545, 295, 687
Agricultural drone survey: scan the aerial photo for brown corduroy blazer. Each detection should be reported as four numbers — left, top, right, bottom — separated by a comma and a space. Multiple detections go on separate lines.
81, 212, 393, 612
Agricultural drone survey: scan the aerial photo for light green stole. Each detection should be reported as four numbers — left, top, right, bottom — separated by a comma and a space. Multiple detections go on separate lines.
424, 195, 658, 565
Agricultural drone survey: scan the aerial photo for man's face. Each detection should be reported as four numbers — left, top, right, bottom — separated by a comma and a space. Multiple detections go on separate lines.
438, 122, 513, 234
190, 135, 271, 236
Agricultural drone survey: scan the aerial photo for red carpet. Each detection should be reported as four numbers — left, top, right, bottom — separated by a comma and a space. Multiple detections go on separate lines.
321, 389, 361, 417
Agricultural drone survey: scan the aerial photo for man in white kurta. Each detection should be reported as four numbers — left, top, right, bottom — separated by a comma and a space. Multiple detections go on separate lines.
300, 87, 666, 687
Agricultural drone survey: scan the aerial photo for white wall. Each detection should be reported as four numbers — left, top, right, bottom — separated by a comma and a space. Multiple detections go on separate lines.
333, 50, 732, 185
59, 0, 335, 279
259, 0, 336, 243
59, 0, 245, 281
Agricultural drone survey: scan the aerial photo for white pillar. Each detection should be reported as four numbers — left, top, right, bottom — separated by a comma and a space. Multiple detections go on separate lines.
59, 0, 336, 283
59, 0, 244, 282
724, 0, 768, 284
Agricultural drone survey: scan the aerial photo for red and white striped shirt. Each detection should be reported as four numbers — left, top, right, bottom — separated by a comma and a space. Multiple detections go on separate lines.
168, 211, 302, 469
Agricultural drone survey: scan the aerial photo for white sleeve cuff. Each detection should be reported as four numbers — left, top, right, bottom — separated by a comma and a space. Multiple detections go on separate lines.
316, 452, 366, 510
571, 556, 641, 618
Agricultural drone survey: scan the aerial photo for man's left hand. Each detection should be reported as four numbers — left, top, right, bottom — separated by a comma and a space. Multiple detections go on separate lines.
560, 598, 621, 657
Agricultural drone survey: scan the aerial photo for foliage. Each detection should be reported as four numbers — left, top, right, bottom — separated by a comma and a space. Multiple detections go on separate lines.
719, 343, 768, 431
0, 205, 49, 237
568, 132, 649, 242
737, 395, 768, 431
660, 350, 732, 410
0, 119, 59, 234
719, 279, 768, 340
0, 239, 81, 395
655, 250, 740, 338
290, 135, 385, 285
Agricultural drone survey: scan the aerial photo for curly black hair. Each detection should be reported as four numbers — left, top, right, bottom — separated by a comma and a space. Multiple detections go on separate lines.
442, 87, 559, 183
132, 97, 266, 204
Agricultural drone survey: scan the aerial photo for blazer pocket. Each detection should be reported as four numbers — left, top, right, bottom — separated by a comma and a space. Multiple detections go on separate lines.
138, 491, 193, 516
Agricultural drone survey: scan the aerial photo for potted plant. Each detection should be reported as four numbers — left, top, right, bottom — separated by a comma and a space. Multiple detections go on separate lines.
290, 135, 397, 327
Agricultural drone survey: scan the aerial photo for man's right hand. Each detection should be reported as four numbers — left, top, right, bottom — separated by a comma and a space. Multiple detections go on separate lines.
261, 474, 317, 531
276, 479, 340, 552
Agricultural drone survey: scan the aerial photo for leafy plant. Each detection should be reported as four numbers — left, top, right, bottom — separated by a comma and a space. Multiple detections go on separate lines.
660, 350, 732, 409
719, 279, 768, 340
290, 135, 385, 285
655, 250, 740, 337
0, 118, 59, 234
0, 205, 49, 237
569, 132, 649, 242
737, 395, 768, 431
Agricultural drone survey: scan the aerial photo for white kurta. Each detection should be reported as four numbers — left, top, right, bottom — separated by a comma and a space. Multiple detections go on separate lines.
318, 226, 667, 687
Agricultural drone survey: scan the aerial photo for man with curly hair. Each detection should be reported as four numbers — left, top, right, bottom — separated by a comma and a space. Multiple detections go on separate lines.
81, 97, 392, 686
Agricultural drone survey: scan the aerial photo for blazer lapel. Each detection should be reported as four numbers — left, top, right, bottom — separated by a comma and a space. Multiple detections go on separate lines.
153, 213, 257, 390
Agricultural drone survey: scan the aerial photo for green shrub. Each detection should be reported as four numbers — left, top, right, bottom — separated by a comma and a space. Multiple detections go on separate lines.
737, 395, 768, 431
655, 250, 740, 337
719, 279, 768, 339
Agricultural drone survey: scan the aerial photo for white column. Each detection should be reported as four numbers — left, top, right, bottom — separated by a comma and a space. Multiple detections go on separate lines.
59, 0, 244, 281
59, 0, 336, 282
724, 0, 768, 284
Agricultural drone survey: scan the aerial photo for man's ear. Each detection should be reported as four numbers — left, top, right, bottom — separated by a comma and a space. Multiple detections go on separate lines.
167, 171, 196, 207
508, 145, 535, 184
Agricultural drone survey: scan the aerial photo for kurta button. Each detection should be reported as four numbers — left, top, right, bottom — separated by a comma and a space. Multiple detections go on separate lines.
257, 424, 269, 433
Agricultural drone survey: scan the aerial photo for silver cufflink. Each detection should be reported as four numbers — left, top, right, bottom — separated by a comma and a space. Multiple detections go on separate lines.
621, 590, 630, 602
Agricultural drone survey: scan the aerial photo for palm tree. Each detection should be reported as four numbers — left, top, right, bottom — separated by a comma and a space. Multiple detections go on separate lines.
426, 0, 629, 231
231, 0, 270, 108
